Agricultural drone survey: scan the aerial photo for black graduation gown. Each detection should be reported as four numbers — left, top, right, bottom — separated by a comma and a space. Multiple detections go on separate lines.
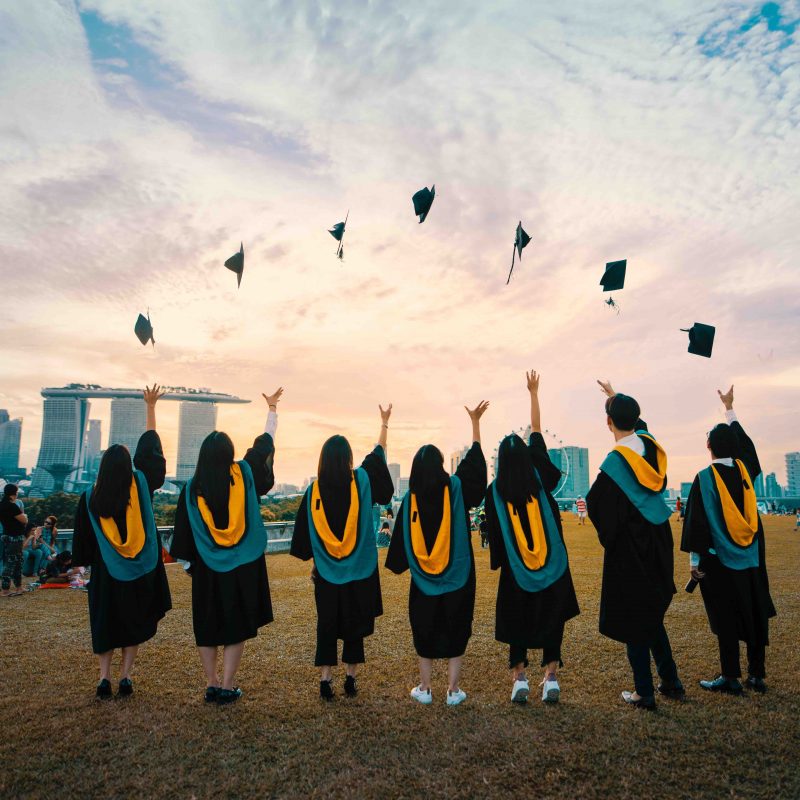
291, 447, 394, 643
72, 430, 172, 654
170, 433, 275, 647
485, 433, 580, 649
680, 421, 776, 646
586, 434, 675, 646
385, 443, 487, 659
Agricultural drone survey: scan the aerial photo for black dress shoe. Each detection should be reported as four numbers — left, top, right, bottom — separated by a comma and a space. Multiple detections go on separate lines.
621, 691, 656, 710
746, 676, 767, 694
118, 678, 133, 697
204, 686, 220, 703
699, 676, 743, 695
96, 679, 112, 700
216, 687, 242, 705
344, 675, 358, 697
657, 680, 686, 700
320, 680, 334, 701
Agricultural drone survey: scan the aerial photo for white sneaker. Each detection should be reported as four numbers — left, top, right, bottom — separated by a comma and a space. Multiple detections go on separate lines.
511, 679, 530, 704
542, 676, 560, 703
446, 688, 467, 706
410, 685, 432, 705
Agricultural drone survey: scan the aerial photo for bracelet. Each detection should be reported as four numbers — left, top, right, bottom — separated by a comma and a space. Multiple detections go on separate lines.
269, 405, 277, 411
381, 424, 389, 429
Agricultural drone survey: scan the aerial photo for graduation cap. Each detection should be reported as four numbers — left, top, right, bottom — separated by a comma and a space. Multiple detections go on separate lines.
134, 311, 155, 347
600, 259, 626, 292
329, 211, 348, 260
224, 242, 244, 288
681, 323, 715, 358
506, 221, 531, 284
412, 185, 435, 223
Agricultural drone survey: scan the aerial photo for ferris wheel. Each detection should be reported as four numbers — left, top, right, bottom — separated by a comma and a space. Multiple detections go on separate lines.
491, 426, 571, 498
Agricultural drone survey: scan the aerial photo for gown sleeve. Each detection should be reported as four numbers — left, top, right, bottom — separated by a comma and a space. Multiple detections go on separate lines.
289, 489, 312, 561
586, 471, 619, 551
528, 433, 562, 494
729, 421, 761, 482
680, 475, 713, 556
384, 503, 409, 574
484, 488, 505, 571
133, 430, 166, 496
70, 494, 96, 567
169, 489, 198, 563
243, 433, 276, 497
455, 443, 488, 508
360, 445, 394, 506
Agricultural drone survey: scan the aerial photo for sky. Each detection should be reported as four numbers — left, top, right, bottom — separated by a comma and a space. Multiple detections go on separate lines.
0, 0, 798, 488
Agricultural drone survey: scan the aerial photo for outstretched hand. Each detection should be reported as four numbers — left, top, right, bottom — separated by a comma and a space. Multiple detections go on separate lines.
465, 400, 490, 421
597, 379, 615, 398
143, 384, 166, 406
717, 385, 734, 410
526, 370, 540, 394
262, 387, 284, 408
380, 404, 393, 425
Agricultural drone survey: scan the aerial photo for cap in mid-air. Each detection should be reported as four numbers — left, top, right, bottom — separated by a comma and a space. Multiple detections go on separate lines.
681, 323, 715, 358
506, 221, 532, 284
600, 259, 626, 292
134, 312, 155, 347
329, 212, 348, 260
224, 243, 244, 288
412, 185, 435, 223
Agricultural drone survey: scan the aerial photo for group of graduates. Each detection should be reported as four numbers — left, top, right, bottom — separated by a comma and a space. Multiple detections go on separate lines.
70, 375, 775, 709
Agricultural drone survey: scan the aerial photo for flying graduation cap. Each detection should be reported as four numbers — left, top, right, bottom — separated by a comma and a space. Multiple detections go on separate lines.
681, 323, 715, 358
134, 311, 155, 348
600, 259, 626, 292
329, 212, 348, 260
506, 221, 531, 284
412, 185, 435, 223
224, 242, 244, 288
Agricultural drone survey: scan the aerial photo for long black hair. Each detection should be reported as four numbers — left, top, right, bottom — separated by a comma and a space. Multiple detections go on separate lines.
318, 435, 354, 488
191, 431, 235, 521
91, 444, 133, 518
409, 444, 449, 497
495, 434, 541, 506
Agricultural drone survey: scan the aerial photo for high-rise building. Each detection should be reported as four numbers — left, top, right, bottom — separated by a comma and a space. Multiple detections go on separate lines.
388, 463, 401, 496
31, 396, 91, 494
398, 477, 410, 496
0, 411, 22, 476
785, 452, 800, 497
83, 419, 102, 478
450, 446, 470, 474
546, 446, 589, 498
753, 472, 765, 498
109, 399, 145, 454
680, 482, 693, 499
765, 473, 783, 498
176, 402, 218, 480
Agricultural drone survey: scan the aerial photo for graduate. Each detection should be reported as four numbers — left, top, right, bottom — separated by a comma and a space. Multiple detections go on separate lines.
385, 402, 488, 706
681, 386, 776, 695
484, 372, 579, 704
586, 380, 685, 710
72, 384, 172, 699
290, 404, 394, 700
170, 388, 283, 705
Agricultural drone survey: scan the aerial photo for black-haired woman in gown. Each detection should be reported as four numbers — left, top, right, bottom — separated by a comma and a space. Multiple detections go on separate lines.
291, 404, 394, 700
484, 371, 580, 704
72, 384, 172, 699
386, 402, 488, 706
170, 388, 283, 705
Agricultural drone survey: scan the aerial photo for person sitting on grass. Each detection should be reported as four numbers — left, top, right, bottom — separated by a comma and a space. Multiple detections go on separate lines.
22, 523, 50, 577
42, 551, 75, 584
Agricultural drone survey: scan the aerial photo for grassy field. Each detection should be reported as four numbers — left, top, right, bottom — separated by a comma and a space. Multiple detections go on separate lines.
1, 516, 798, 799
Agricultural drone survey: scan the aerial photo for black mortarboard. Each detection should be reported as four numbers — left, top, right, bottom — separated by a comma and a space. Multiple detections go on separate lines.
681, 323, 715, 358
328, 211, 348, 260
506, 221, 532, 284
134, 312, 155, 347
600, 259, 626, 292
224, 242, 244, 288
412, 185, 435, 223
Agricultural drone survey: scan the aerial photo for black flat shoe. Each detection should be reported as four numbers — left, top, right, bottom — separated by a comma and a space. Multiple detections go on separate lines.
746, 676, 767, 694
699, 676, 743, 696
96, 679, 112, 700
118, 678, 133, 697
657, 680, 686, 700
621, 690, 656, 710
320, 680, 334, 701
205, 686, 220, 703
344, 675, 358, 697
216, 687, 242, 705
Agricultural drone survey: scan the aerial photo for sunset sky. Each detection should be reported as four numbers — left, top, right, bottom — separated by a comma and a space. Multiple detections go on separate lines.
1, 1, 798, 488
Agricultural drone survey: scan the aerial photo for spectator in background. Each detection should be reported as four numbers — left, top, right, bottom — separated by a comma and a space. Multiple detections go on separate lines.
377, 521, 392, 548
41, 516, 59, 553
575, 496, 587, 526
479, 513, 489, 549
675, 496, 684, 519
22, 523, 48, 577
1, 483, 28, 596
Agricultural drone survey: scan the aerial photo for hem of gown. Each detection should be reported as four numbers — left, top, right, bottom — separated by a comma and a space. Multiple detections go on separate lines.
91, 620, 165, 654
194, 618, 272, 648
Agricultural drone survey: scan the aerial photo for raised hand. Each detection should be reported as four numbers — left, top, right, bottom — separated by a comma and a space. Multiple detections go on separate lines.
262, 387, 284, 408
526, 370, 540, 394
380, 404, 393, 425
143, 384, 166, 406
465, 400, 490, 421
597, 379, 615, 398
717, 385, 734, 410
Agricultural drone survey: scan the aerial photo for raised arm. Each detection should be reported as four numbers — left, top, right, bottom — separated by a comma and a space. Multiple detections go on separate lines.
261, 387, 283, 439
465, 400, 489, 445
143, 383, 166, 431
527, 370, 541, 432
378, 404, 392, 453
718, 384, 761, 479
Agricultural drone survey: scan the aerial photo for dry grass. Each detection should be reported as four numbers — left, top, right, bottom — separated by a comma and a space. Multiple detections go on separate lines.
1, 516, 798, 800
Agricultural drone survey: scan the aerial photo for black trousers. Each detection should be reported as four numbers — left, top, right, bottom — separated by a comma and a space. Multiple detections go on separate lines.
625, 623, 680, 698
1, 536, 24, 590
315, 636, 365, 667
509, 624, 565, 670
718, 635, 766, 679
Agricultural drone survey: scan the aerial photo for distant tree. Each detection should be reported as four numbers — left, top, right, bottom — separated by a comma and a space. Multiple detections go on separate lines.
21, 493, 80, 527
